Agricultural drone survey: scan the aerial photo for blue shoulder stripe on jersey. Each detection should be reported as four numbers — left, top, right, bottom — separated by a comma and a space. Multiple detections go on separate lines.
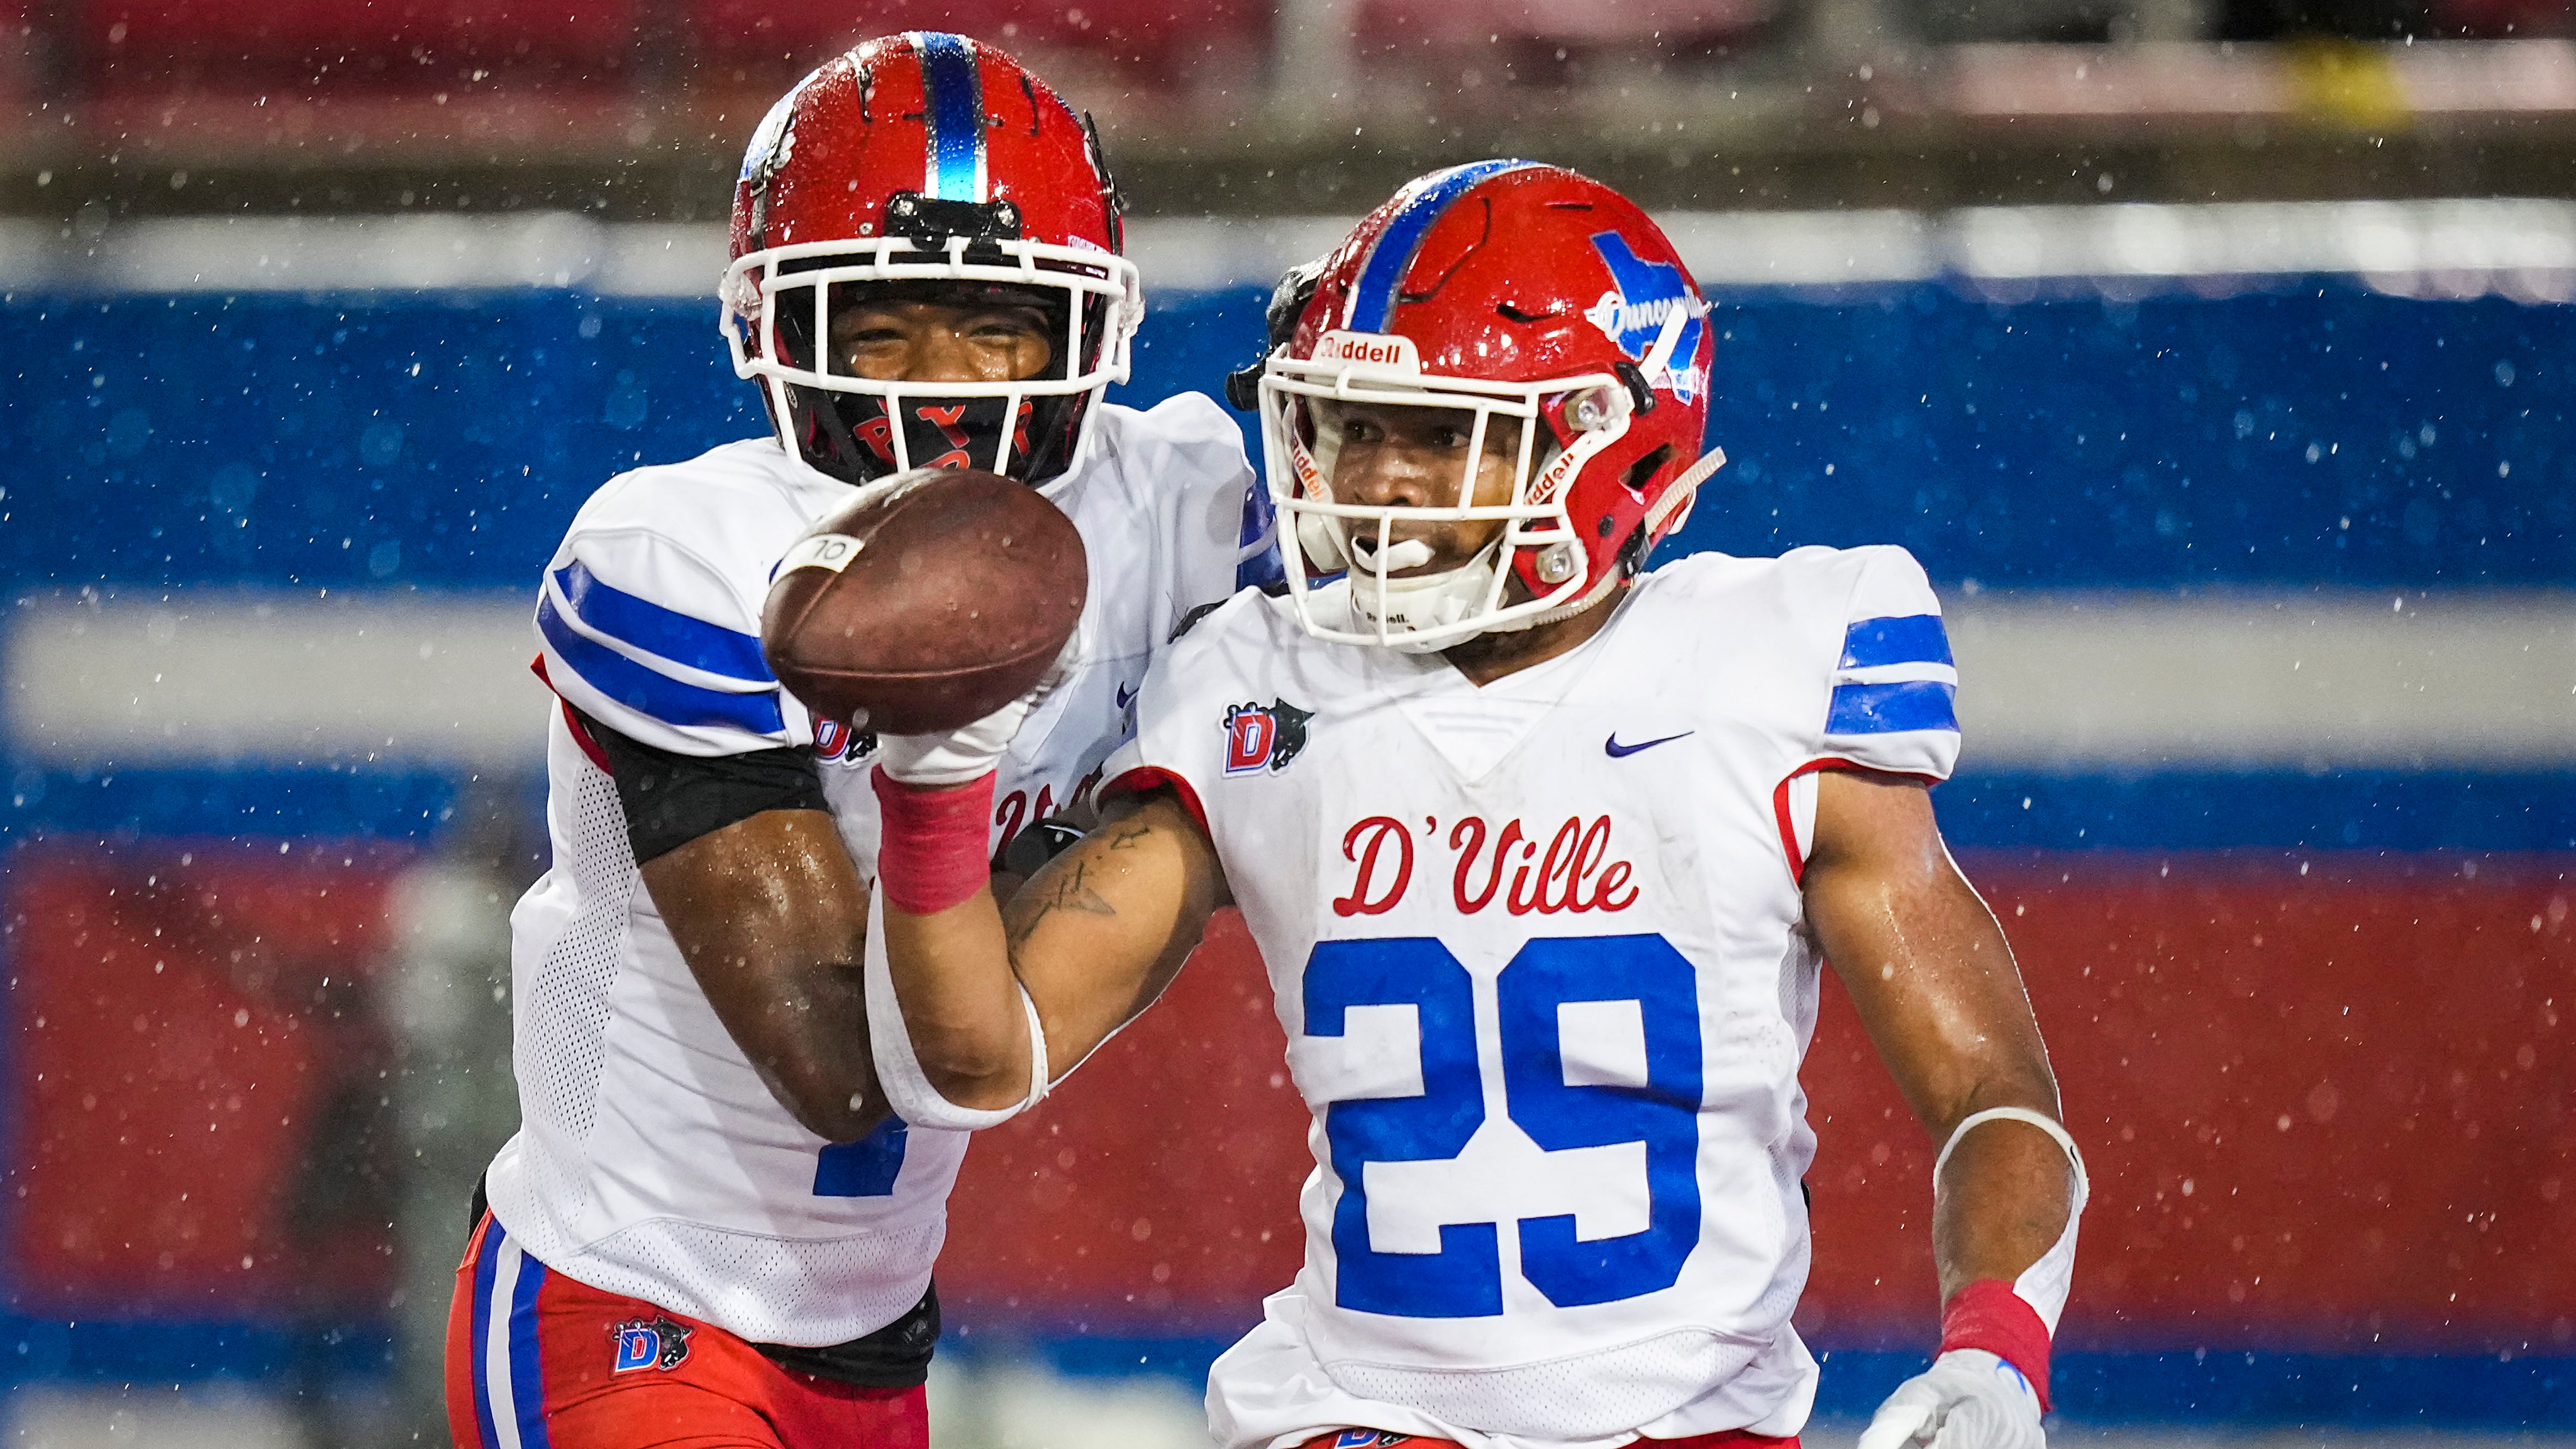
538, 595, 787, 735
1348, 159, 1542, 335
1826, 679, 1960, 735
1235, 482, 1284, 591
553, 562, 772, 683
1840, 613, 1953, 670
916, 32, 984, 203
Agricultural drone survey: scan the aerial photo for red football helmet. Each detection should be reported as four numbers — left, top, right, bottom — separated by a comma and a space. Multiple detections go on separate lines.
723, 33, 1141, 489
1258, 160, 1724, 650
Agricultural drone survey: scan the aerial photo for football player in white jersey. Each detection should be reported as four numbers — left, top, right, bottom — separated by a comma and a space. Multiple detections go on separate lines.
441, 33, 1269, 1449
854, 162, 2088, 1449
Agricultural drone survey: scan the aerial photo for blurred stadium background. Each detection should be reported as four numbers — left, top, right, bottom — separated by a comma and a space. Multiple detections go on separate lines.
3, 0, 2574, 1445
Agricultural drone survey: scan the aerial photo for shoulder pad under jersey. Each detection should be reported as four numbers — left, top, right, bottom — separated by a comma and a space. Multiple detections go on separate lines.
1091, 396, 1280, 598
1817, 545, 1960, 781
533, 444, 815, 758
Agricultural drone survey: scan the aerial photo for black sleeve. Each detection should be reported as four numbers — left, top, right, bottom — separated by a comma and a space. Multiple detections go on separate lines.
572, 706, 830, 864
999, 815, 1087, 880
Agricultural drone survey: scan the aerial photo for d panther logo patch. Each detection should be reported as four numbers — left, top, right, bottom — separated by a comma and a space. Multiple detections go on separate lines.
611, 1316, 693, 1373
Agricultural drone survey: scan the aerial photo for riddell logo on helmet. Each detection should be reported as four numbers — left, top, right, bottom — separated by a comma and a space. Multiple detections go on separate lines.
1313, 331, 1420, 372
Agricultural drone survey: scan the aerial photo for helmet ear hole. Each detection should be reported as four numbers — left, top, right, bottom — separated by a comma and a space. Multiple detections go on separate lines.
1623, 443, 1673, 495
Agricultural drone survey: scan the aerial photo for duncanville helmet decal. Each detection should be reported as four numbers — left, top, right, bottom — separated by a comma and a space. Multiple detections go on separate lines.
1584, 231, 1706, 404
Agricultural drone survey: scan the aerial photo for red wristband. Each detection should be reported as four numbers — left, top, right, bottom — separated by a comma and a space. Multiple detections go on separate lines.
1940, 1278, 2053, 1411
870, 767, 996, 916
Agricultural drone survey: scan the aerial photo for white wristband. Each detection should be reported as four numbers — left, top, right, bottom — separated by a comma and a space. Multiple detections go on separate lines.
862, 882, 1050, 1131
1935, 1106, 2090, 1333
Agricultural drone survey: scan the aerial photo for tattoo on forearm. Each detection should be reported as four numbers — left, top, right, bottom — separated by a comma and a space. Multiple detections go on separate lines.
1006, 855, 1118, 948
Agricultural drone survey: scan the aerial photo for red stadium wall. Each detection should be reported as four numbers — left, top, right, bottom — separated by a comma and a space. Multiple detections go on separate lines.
1802, 853, 2574, 1353
938, 854, 2576, 1353
6, 845, 2568, 1354
3, 843, 408, 1319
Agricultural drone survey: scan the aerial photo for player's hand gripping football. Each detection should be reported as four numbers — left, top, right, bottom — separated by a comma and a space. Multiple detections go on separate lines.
1856, 1350, 2046, 1449
875, 635, 1079, 787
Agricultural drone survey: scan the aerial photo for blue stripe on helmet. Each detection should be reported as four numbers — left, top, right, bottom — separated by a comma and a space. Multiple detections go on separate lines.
916, 32, 984, 202
1347, 159, 1542, 335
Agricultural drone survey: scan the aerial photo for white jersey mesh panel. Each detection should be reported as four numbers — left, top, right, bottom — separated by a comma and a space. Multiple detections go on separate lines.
532, 1212, 947, 1343
523, 724, 636, 1157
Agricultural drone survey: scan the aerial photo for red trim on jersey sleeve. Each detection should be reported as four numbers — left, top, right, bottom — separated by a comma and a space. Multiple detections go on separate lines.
1940, 1277, 2055, 1411
1772, 756, 1860, 885
531, 653, 614, 777
1100, 766, 1209, 836
1772, 755, 1946, 884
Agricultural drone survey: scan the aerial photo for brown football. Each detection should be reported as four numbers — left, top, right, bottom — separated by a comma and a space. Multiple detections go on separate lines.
761, 469, 1087, 736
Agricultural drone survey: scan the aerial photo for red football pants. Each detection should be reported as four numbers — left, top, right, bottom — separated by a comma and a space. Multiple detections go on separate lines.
1303, 1428, 1796, 1449
446, 1211, 929, 1449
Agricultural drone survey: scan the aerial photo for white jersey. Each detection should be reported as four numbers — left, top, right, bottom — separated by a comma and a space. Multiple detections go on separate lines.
1102, 547, 1961, 1449
484, 397, 1259, 1347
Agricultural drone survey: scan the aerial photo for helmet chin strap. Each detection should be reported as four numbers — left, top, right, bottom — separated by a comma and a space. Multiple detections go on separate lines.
1345, 528, 1631, 652
1489, 553, 1628, 632
1296, 508, 1350, 574
1346, 535, 1506, 655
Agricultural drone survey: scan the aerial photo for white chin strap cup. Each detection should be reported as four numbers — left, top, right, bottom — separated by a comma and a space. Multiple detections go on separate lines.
1934, 1106, 2089, 1332
1351, 536, 1436, 574
1346, 539, 1507, 654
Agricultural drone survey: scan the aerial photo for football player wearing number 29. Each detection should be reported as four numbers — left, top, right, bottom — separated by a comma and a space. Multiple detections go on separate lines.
441, 33, 1267, 1449
862, 163, 2089, 1449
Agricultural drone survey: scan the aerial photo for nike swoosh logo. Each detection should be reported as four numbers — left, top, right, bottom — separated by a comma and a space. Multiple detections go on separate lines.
1604, 730, 1694, 758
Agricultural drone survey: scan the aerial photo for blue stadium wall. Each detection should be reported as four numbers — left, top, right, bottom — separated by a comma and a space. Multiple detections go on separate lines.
1, 281, 2570, 1425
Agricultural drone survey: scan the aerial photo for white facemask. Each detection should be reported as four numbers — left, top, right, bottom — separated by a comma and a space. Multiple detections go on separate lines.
1260, 326, 1695, 652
